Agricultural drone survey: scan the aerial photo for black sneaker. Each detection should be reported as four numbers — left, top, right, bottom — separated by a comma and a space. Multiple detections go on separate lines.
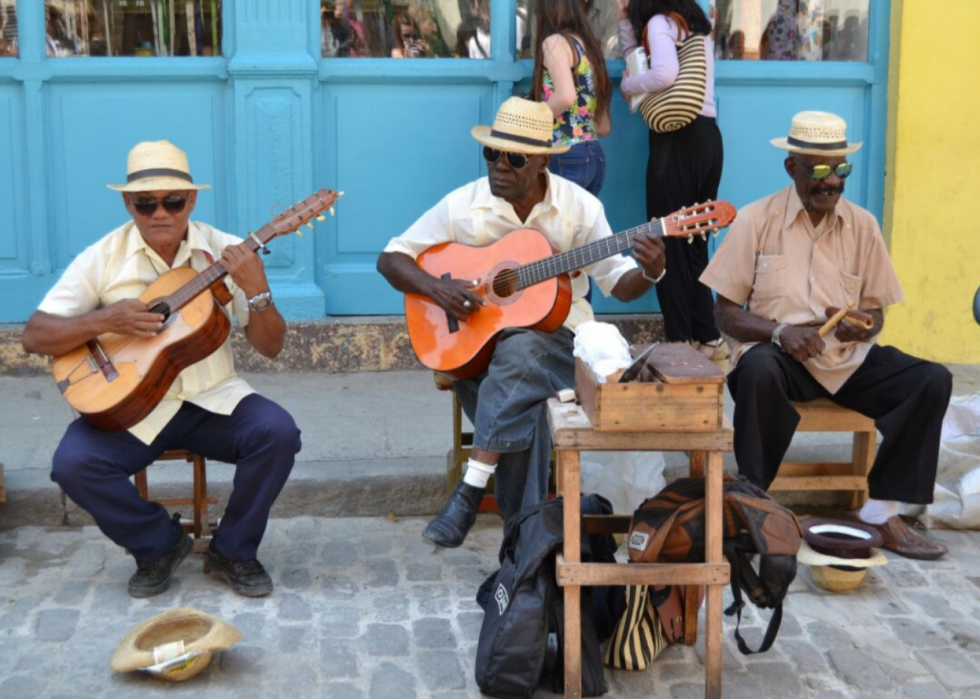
207, 541, 273, 597
128, 514, 193, 598
422, 480, 484, 548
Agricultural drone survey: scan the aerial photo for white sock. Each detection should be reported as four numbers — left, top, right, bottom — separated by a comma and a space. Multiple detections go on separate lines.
858, 499, 901, 525
462, 457, 495, 489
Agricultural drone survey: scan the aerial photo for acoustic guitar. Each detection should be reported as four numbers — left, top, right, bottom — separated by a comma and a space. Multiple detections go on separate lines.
52, 189, 341, 432
404, 200, 736, 380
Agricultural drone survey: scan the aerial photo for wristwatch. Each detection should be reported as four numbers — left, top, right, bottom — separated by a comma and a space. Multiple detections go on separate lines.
248, 290, 273, 313
771, 323, 789, 349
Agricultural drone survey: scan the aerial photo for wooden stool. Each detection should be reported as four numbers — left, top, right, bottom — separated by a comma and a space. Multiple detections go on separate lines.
133, 450, 217, 563
769, 398, 876, 509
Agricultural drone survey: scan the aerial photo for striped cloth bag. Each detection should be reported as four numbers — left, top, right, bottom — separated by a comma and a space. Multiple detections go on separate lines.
602, 584, 668, 671
639, 13, 707, 133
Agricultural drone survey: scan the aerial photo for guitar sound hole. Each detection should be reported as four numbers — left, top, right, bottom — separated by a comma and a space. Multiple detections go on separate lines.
148, 301, 172, 322
492, 269, 520, 298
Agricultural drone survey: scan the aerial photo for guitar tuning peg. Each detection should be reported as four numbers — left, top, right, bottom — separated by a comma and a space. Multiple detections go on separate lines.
329, 208, 336, 216
700, 232, 707, 241
295, 230, 303, 237
306, 222, 314, 229
713, 230, 720, 238
317, 215, 326, 222
338, 192, 346, 197
687, 235, 694, 244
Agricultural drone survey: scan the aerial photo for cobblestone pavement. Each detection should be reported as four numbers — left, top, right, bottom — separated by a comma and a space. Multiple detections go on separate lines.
0, 516, 979, 699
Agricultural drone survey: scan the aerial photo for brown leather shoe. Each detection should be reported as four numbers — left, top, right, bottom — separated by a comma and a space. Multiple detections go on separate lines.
867, 515, 948, 560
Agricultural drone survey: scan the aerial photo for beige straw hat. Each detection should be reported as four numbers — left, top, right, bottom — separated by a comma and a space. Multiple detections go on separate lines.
107, 140, 211, 192
471, 97, 570, 155
771, 111, 863, 157
111, 607, 241, 682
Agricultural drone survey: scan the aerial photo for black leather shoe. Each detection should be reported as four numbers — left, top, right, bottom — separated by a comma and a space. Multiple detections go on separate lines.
208, 540, 274, 597
423, 480, 485, 548
128, 514, 192, 598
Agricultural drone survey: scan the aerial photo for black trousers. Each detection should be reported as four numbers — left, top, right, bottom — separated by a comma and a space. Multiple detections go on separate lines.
727, 343, 952, 504
646, 115, 724, 343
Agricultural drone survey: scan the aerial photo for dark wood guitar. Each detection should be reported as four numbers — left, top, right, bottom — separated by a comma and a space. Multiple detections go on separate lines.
404, 201, 736, 380
52, 190, 341, 431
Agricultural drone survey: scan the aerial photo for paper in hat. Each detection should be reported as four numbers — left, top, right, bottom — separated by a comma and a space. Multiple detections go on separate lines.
111, 607, 241, 682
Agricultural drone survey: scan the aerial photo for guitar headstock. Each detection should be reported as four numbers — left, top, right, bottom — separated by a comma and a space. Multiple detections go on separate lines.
267, 189, 343, 240
662, 200, 736, 243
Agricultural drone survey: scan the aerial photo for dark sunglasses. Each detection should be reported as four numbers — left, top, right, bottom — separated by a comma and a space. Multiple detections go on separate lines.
131, 195, 188, 217
483, 146, 527, 170
795, 159, 853, 181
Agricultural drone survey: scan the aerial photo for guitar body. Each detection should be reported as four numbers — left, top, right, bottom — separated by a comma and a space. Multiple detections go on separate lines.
405, 228, 573, 380
52, 267, 231, 432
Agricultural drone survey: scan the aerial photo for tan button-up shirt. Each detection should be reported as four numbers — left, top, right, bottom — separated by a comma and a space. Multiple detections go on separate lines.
383, 172, 638, 332
700, 185, 904, 393
38, 221, 254, 444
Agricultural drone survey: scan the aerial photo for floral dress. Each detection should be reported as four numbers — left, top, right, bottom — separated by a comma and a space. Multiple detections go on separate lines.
541, 36, 599, 146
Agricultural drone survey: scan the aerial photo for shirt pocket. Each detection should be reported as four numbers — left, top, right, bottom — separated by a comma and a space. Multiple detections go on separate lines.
839, 270, 862, 305
752, 255, 786, 299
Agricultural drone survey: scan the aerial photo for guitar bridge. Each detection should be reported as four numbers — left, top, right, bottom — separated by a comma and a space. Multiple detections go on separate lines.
86, 340, 120, 383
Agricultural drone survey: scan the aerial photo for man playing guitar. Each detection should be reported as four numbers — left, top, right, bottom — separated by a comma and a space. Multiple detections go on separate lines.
378, 97, 666, 547
20, 141, 301, 597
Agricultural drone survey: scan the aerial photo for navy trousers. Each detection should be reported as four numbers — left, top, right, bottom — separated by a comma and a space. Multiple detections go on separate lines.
51, 394, 301, 563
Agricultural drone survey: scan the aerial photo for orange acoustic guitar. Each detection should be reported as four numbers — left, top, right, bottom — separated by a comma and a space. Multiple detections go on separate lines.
52, 189, 341, 432
405, 200, 736, 380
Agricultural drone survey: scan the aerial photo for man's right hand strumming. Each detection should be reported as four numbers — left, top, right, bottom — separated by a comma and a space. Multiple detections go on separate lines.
426, 277, 485, 322
100, 299, 165, 338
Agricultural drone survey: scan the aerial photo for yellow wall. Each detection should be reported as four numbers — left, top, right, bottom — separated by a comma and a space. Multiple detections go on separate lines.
881, 0, 980, 362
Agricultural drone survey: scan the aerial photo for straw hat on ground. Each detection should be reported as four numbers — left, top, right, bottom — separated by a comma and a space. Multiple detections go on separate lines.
471, 97, 570, 155
111, 607, 241, 682
797, 519, 887, 593
771, 111, 862, 157
107, 140, 211, 193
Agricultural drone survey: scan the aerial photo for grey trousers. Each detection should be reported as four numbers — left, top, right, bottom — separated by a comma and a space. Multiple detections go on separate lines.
454, 327, 575, 519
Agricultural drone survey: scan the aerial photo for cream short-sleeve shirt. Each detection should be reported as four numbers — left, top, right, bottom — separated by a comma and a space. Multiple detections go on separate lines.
700, 185, 904, 394
38, 220, 255, 444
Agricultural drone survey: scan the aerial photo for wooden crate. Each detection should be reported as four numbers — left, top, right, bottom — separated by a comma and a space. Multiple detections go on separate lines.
574, 343, 725, 433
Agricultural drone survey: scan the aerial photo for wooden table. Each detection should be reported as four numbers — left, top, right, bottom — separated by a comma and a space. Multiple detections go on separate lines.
547, 399, 733, 699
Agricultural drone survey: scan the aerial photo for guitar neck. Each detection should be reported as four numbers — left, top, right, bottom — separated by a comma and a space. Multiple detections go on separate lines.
516, 218, 664, 289
150, 227, 272, 315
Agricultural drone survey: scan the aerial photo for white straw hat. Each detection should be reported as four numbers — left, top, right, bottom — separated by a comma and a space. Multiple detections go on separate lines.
771, 111, 862, 157
471, 97, 570, 155
111, 607, 241, 682
107, 140, 211, 192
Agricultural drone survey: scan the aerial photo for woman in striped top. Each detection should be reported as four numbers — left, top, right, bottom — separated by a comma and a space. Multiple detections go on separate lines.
618, 0, 728, 365
531, 0, 612, 196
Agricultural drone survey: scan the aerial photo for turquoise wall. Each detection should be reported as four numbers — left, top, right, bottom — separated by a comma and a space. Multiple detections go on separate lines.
0, 0, 889, 323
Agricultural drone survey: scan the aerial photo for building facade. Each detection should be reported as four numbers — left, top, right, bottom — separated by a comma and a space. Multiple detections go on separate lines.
2, 0, 915, 348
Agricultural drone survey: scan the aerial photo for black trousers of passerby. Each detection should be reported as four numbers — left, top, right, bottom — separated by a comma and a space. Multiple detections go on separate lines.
727, 343, 952, 504
646, 115, 724, 343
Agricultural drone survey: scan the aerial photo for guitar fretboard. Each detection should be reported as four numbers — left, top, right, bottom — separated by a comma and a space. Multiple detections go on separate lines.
516, 218, 664, 289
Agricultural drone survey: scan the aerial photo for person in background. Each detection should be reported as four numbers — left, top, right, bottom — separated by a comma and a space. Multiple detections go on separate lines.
617, 0, 728, 365
585, 0, 622, 58
531, 0, 612, 196
391, 12, 428, 57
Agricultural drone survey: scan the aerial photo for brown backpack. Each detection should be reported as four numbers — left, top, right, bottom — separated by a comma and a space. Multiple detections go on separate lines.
626, 476, 803, 654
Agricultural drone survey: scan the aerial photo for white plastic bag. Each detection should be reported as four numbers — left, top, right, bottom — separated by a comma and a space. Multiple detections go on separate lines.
573, 321, 632, 384
579, 450, 667, 515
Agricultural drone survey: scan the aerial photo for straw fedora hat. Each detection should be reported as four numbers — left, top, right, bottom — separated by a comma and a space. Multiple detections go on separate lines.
771, 111, 863, 157
471, 97, 570, 156
107, 140, 211, 193
797, 520, 887, 593
111, 607, 241, 682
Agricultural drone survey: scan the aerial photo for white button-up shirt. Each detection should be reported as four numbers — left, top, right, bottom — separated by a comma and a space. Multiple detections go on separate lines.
383, 172, 638, 331
38, 220, 255, 444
